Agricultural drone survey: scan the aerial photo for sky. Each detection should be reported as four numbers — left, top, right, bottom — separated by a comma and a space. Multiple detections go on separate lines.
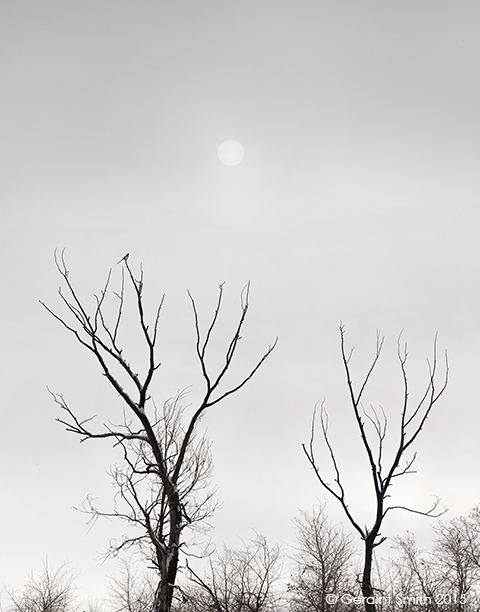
1, 0, 480, 601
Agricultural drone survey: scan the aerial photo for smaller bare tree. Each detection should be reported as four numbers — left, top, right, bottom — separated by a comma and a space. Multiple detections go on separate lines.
4, 562, 77, 612
185, 533, 284, 612
303, 326, 448, 612
424, 508, 480, 611
106, 558, 158, 612
362, 509, 480, 612
288, 504, 356, 612
461, 505, 480, 570
393, 532, 460, 612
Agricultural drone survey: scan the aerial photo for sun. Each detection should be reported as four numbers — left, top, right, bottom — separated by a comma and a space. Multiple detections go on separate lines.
217, 140, 244, 166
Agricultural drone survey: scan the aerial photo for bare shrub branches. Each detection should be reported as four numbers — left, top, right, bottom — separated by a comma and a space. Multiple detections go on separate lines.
289, 504, 356, 612
5, 562, 78, 612
185, 533, 283, 612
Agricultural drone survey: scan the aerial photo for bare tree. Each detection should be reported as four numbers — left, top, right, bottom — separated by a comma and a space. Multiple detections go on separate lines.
185, 533, 283, 612
106, 558, 157, 612
303, 326, 448, 612
41, 253, 276, 612
357, 509, 480, 612
461, 505, 480, 571
393, 532, 467, 612
429, 509, 480, 612
288, 504, 356, 612
376, 535, 429, 612
4, 562, 77, 612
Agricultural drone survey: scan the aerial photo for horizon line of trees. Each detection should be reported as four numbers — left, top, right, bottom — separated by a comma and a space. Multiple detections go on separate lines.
5, 502, 480, 612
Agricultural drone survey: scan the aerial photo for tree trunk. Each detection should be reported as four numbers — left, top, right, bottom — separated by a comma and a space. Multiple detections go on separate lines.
154, 563, 176, 612
154, 551, 178, 612
362, 538, 376, 612
153, 498, 182, 612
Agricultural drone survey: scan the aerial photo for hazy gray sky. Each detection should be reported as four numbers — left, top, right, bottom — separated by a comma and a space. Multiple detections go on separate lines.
1, 0, 480, 599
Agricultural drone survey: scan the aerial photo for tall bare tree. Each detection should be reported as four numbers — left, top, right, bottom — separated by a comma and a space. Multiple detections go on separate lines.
41, 253, 276, 612
303, 326, 448, 612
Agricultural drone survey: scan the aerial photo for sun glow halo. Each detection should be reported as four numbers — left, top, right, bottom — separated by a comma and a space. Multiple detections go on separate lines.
217, 140, 244, 166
